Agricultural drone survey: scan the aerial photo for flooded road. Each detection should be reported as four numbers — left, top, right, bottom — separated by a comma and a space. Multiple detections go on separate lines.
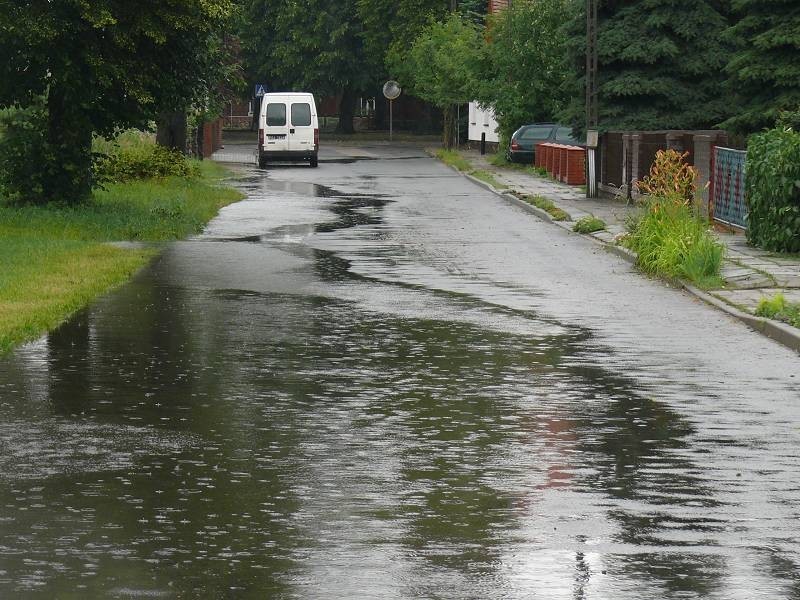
1, 144, 799, 599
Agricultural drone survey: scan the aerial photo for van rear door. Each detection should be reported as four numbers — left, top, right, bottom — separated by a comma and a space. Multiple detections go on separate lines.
289, 102, 314, 153
264, 101, 289, 152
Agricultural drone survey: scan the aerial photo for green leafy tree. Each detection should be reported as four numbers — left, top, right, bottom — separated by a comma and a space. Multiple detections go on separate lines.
724, 0, 800, 133
401, 15, 483, 147
0, 0, 235, 205
561, 0, 731, 132
475, 0, 572, 141
241, 0, 380, 133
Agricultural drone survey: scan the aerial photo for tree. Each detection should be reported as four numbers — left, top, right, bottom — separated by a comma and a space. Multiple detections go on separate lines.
0, 0, 235, 204
724, 0, 800, 134
241, 0, 380, 134
561, 0, 731, 132
401, 15, 483, 147
475, 0, 572, 141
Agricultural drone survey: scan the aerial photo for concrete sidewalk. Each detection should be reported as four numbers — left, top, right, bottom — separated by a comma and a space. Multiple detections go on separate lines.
459, 149, 800, 342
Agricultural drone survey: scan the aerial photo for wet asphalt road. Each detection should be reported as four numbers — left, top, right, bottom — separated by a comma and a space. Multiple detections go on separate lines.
0, 143, 799, 599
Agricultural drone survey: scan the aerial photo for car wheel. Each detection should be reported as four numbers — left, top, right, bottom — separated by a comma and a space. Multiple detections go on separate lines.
310, 156, 318, 168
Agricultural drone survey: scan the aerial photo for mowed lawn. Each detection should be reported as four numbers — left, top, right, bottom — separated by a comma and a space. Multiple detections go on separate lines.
0, 162, 243, 353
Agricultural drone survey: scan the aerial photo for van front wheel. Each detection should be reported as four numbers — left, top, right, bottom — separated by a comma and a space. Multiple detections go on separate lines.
310, 156, 318, 168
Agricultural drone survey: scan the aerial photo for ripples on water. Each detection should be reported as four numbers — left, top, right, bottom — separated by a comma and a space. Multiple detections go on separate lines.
0, 159, 798, 599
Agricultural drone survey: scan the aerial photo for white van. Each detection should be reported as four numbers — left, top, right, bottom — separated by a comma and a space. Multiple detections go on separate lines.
258, 92, 319, 168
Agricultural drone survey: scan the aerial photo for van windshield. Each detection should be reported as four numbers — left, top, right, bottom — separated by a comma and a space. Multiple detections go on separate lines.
291, 103, 312, 127
266, 103, 286, 127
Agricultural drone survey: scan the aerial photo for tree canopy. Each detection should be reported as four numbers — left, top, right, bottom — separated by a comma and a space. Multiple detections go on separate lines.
241, 0, 380, 133
724, 0, 800, 133
0, 0, 236, 204
560, 0, 732, 132
477, 0, 572, 140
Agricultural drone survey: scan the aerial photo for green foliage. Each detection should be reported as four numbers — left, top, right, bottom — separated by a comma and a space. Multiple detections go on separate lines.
400, 14, 483, 145
745, 127, 800, 252
356, 0, 451, 81
561, 0, 732, 131
242, 0, 379, 132
0, 0, 236, 204
637, 150, 699, 204
724, 0, 800, 134
625, 199, 724, 287
94, 131, 198, 184
0, 101, 50, 205
402, 16, 483, 110
476, 0, 572, 140
573, 216, 606, 234
755, 293, 800, 328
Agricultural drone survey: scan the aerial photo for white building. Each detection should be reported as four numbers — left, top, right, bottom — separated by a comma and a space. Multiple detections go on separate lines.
468, 102, 499, 144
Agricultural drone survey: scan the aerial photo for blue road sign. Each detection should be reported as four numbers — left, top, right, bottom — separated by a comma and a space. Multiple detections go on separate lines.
254, 84, 268, 98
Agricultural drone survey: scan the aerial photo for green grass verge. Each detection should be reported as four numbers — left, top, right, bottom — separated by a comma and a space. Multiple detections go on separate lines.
469, 169, 506, 189
512, 192, 571, 221
0, 162, 243, 352
573, 216, 606, 234
755, 293, 800, 328
434, 149, 507, 190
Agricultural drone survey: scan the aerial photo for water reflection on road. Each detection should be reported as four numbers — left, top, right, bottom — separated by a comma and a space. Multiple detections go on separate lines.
0, 145, 798, 599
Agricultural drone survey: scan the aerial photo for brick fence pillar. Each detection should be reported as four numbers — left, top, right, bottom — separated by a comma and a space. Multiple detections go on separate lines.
693, 134, 713, 214
630, 133, 642, 198
666, 132, 684, 153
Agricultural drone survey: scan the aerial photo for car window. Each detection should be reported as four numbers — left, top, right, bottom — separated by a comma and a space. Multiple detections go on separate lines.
266, 103, 286, 127
291, 103, 312, 127
554, 127, 578, 143
518, 126, 553, 141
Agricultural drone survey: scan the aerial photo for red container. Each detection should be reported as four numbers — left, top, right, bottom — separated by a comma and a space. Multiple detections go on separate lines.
562, 146, 586, 185
535, 142, 547, 168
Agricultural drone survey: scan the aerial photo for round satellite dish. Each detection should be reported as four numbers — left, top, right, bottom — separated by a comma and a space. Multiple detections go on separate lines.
382, 81, 402, 100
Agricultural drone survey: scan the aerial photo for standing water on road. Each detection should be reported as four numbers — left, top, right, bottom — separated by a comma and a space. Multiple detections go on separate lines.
1, 144, 798, 599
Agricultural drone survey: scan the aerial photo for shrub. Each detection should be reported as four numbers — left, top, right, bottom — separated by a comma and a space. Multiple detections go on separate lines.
745, 128, 800, 252
637, 149, 698, 203
0, 101, 51, 205
625, 198, 724, 288
94, 130, 198, 184
573, 216, 606, 234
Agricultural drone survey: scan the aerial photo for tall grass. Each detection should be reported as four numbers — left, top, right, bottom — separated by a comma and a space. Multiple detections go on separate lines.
625, 198, 724, 288
755, 293, 800, 328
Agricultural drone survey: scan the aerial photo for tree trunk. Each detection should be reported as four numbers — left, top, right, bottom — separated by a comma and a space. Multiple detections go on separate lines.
43, 83, 93, 204
335, 89, 357, 134
156, 112, 188, 152
442, 105, 454, 149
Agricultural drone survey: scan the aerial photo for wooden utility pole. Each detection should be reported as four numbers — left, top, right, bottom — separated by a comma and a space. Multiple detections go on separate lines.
585, 0, 600, 197
585, 0, 599, 131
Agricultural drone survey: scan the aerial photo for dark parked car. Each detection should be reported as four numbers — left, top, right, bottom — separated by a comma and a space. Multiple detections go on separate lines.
506, 123, 583, 164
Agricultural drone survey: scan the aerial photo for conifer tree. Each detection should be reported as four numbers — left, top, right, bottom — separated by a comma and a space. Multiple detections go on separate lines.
561, 0, 732, 131
724, 0, 800, 133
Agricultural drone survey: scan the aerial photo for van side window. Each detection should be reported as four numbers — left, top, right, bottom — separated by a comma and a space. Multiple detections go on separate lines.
291, 103, 312, 127
266, 103, 286, 126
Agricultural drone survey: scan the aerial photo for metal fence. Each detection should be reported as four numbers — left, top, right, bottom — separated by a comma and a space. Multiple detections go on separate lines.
710, 147, 747, 229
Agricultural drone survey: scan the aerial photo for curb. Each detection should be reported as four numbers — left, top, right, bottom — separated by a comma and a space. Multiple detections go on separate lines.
432, 152, 800, 355
684, 285, 800, 353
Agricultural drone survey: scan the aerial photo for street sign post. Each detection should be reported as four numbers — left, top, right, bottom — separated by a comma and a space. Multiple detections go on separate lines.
382, 81, 402, 142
